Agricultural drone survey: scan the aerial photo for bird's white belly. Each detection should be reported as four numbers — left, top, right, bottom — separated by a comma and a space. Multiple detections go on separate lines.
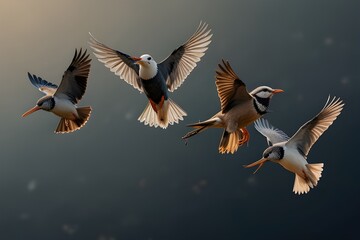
279, 147, 308, 176
52, 98, 78, 120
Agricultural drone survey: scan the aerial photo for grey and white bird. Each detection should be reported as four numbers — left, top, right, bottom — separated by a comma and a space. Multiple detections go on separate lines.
89, 22, 212, 129
243, 96, 344, 194
22, 48, 92, 133
182, 60, 283, 154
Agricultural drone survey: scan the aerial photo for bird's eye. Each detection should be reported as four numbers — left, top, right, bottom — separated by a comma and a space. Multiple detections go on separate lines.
147, 57, 151, 61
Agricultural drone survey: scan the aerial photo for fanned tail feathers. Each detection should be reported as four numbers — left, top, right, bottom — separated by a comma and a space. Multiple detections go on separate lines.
219, 129, 241, 154
293, 163, 324, 194
138, 98, 186, 129
55, 106, 92, 133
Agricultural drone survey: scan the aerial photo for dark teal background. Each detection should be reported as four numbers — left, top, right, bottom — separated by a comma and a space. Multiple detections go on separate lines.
0, 0, 359, 239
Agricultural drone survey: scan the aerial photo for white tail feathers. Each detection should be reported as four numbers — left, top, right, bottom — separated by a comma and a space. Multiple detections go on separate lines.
293, 163, 324, 194
138, 98, 187, 129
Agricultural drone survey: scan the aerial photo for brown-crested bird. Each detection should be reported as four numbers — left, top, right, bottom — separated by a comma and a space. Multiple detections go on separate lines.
243, 96, 344, 194
88, 22, 212, 129
182, 60, 283, 154
22, 49, 92, 133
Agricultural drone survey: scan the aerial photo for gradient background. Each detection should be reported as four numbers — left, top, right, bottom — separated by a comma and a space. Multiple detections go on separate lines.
0, 0, 359, 239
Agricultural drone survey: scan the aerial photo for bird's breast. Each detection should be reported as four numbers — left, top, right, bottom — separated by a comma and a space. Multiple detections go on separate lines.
51, 97, 78, 120
139, 65, 158, 80
279, 147, 308, 175
223, 102, 260, 131
141, 74, 168, 104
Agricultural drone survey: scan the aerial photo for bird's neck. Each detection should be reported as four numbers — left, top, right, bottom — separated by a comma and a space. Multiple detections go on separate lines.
253, 97, 270, 115
139, 65, 158, 80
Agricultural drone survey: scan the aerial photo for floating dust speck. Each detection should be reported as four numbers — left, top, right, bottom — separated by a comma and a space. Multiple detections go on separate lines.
138, 178, 147, 188
340, 76, 350, 85
192, 179, 208, 194
27, 180, 37, 192
19, 213, 30, 221
62, 224, 78, 235
291, 31, 304, 41
125, 111, 134, 120
247, 176, 257, 185
324, 37, 334, 46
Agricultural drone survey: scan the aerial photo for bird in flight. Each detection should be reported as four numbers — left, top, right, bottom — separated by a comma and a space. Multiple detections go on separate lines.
183, 59, 283, 154
243, 96, 344, 194
22, 48, 92, 133
89, 21, 212, 129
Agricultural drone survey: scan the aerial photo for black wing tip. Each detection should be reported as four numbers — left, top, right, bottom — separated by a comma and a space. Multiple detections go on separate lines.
217, 59, 233, 72
27, 72, 34, 79
216, 59, 229, 74
68, 47, 91, 70
27, 72, 39, 83
74, 48, 90, 59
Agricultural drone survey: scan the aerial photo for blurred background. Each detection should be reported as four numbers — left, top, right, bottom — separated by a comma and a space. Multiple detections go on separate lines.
0, 0, 359, 239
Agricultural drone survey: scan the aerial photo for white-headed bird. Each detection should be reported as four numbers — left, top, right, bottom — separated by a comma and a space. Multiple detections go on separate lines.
244, 96, 344, 194
183, 60, 283, 154
22, 49, 92, 133
89, 22, 212, 129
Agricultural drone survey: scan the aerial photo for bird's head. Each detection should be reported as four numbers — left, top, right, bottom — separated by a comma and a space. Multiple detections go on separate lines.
22, 96, 54, 117
250, 86, 284, 114
132, 54, 157, 68
132, 54, 158, 80
250, 86, 284, 99
243, 146, 284, 174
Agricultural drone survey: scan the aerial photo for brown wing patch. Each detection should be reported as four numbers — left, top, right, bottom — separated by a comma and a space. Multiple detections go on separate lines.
215, 60, 252, 113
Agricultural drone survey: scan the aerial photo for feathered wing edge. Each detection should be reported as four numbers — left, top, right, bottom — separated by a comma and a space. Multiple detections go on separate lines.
165, 21, 212, 92
88, 33, 142, 92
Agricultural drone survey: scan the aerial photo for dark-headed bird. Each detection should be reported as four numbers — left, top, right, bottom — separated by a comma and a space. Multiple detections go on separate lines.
182, 60, 283, 154
22, 49, 92, 133
89, 22, 212, 129
243, 96, 344, 194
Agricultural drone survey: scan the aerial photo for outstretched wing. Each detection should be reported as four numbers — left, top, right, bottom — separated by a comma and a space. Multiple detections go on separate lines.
88, 33, 142, 92
215, 59, 252, 113
27, 72, 58, 96
286, 96, 344, 157
254, 118, 290, 146
54, 48, 91, 104
159, 21, 212, 92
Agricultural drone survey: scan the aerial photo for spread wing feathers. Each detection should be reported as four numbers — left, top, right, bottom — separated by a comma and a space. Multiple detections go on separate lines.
160, 21, 212, 92
286, 96, 344, 157
27, 72, 58, 96
88, 33, 142, 92
215, 60, 252, 113
54, 48, 91, 104
254, 118, 290, 146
